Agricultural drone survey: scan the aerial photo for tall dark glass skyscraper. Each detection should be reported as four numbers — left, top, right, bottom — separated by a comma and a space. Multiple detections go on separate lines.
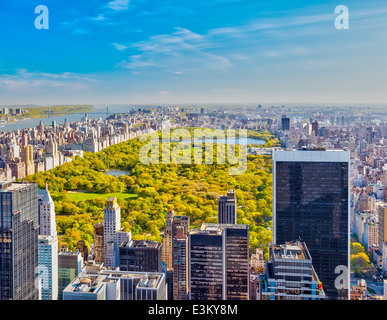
0, 181, 39, 300
188, 223, 249, 300
273, 149, 350, 300
281, 115, 290, 131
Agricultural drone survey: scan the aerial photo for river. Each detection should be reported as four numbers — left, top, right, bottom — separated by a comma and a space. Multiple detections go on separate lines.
0, 104, 137, 132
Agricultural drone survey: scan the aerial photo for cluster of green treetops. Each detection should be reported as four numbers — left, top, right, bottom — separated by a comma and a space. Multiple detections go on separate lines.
25, 128, 279, 259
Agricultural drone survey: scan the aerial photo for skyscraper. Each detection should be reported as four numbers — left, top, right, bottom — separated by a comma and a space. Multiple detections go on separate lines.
119, 240, 162, 273
377, 204, 387, 273
21, 145, 34, 176
106, 231, 131, 269
37, 184, 58, 300
58, 247, 83, 300
172, 226, 188, 300
93, 223, 104, 263
162, 210, 189, 269
103, 197, 126, 268
38, 236, 59, 300
77, 240, 89, 262
312, 120, 319, 136
218, 190, 237, 224
0, 181, 39, 300
273, 149, 350, 300
260, 241, 325, 300
188, 223, 249, 300
162, 209, 175, 269
281, 115, 290, 131
38, 184, 57, 237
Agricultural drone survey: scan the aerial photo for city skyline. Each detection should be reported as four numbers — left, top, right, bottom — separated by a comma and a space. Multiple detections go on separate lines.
2, 104, 387, 301
1, 0, 387, 105
2, 0, 387, 306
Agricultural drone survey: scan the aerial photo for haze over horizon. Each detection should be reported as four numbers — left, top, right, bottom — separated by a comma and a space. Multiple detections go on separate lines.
1, 0, 387, 105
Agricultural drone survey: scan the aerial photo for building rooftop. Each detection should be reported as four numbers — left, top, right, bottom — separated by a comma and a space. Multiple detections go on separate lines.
271, 241, 311, 261
101, 270, 164, 289
37, 184, 54, 204
120, 239, 161, 249
273, 148, 351, 162
189, 223, 248, 236
65, 272, 105, 294
0, 181, 36, 192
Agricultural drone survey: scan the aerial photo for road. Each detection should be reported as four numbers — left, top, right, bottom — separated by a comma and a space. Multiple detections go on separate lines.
351, 274, 384, 297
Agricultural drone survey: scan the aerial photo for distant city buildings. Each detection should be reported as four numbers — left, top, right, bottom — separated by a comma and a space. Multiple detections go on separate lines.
3, 105, 387, 300
0, 112, 158, 183
281, 115, 290, 131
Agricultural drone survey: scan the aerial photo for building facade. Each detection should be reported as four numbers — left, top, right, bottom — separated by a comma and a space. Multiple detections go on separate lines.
119, 240, 162, 273
37, 183, 59, 300
93, 223, 104, 263
38, 235, 59, 300
172, 226, 188, 300
58, 248, 83, 300
218, 190, 237, 224
273, 149, 350, 300
103, 197, 121, 268
63, 264, 167, 300
0, 181, 39, 300
188, 223, 249, 300
162, 209, 175, 269
260, 241, 325, 300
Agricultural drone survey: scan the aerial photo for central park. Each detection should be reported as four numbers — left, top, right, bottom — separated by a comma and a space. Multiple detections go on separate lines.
22, 127, 374, 277
24, 128, 277, 258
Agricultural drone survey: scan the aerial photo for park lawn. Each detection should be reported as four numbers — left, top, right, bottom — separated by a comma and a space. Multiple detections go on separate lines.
65, 191, 138, 201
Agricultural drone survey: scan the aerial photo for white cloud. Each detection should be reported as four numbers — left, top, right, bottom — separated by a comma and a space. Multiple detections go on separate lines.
112, 43, 128, 51
118, 28, 231, 72
107, 0, 130, 11
0, 69, 98, 93
117, 55, 156, 69
90, 14, 106, 21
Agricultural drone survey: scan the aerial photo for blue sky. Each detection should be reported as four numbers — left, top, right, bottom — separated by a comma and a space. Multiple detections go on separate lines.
0, 0, 387, 105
